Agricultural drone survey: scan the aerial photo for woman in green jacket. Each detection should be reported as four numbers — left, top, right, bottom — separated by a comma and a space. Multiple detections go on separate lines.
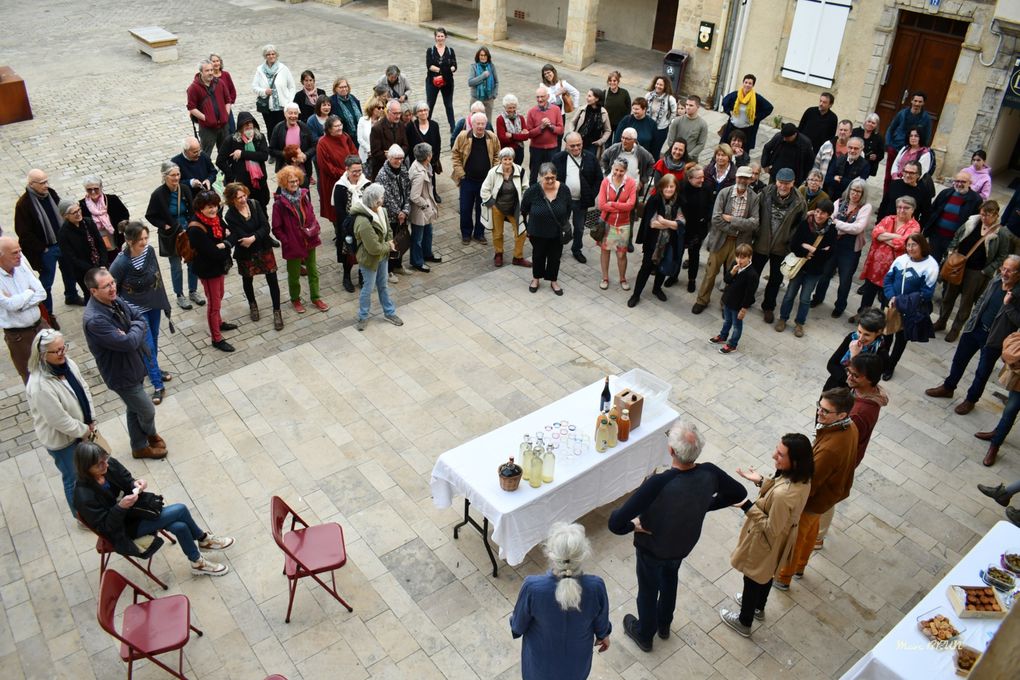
353, 184, 403, 331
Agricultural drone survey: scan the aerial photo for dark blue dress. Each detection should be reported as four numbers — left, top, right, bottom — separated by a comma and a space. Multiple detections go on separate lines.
510, 573, 612, 680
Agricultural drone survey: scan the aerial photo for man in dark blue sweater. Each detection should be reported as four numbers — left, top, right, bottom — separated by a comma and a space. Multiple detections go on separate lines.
608, 419, 746, 651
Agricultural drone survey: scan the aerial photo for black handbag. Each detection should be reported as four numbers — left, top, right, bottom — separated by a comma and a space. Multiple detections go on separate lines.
127, 491, 165, 521
545, 196, 573, 245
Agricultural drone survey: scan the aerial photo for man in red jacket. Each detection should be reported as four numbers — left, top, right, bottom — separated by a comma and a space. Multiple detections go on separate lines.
525, 86, 563, 185
187, 60, 231, 161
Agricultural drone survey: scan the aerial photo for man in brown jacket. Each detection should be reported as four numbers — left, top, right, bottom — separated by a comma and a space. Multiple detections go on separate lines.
369, 100, 409, 181
451, 112, 499, 245
774, 387, 858, 589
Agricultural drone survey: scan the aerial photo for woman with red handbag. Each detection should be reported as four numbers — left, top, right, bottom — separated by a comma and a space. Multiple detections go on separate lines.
272, 166, 328, 315
425, 27, 458, 134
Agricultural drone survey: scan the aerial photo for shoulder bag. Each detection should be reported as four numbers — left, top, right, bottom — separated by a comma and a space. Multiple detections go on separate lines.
544, 195, 572, 245
780, 231, 825, 281
940, 233, 987, 286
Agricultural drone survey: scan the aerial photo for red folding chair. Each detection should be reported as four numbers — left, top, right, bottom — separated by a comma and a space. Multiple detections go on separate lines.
82, 517, 177, 590
270, 495, 354, 623
97, 568, 203, 679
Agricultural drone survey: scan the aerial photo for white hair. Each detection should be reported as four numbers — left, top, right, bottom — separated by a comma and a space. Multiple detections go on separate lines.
82, 175, 103, 189
28, 328, 65, 377
362, 183, 385, 209
498, 147, 515, 161
386, 144, 405, 159
536, 85, 550, 97
543, 523, 591, 611
283, 102, 300, 113
667, 419, 704, 464
621, 127, 638, 140
865, 112, 880, 125
470, 101, 486, 114
183, 136, 200, 152
502, 93, 519, 108
469, 112, 488, 126
261, 44, 277, 58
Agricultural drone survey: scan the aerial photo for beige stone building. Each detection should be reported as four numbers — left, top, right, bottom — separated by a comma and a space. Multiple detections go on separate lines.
383, 0, 1019, 179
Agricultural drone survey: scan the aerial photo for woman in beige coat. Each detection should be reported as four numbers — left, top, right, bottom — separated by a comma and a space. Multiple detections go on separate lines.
719, 433, 814, 637
25, 329, 97, 519
408, 142, 439, 272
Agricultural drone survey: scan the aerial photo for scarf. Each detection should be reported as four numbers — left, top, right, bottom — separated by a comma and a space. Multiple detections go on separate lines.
474, 63, 494, 101
333, 95, 359, 139
646, 91, 673, 128
28, 189, 60, 245
49, 361, 92, 425
280, 187, 303, 210
195, 210, 224, 239
85, 193, 114, 235
260, 61, 281, 110
839, 331, 884, 366
241, 129, 265, 188
71, 219, 102, 265
500, 113, 522, 137
662, 153, 685, 172
303, 88, 319, 106
809, 218, 831, 237
336, 172, 369, 209
734, 87, 756, 125
835, 199, 860, 223
577, 106, 602, 146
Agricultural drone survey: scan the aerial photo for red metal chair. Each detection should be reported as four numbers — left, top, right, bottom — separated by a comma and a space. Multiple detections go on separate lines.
82, 517, 177, 590
270, 495, 354, 623
97, 568, 203, 679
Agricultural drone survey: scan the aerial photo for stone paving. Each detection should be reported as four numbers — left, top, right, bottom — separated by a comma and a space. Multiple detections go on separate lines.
0, 1, 1018, 679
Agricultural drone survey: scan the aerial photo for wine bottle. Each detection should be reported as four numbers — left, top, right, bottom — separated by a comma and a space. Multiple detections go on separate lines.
600, 376, 611, 412
541, 445, 556, 483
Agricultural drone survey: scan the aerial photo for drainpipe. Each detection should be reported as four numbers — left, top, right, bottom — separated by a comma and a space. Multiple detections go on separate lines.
729, 0, 752, 98
712, 0, 744, 109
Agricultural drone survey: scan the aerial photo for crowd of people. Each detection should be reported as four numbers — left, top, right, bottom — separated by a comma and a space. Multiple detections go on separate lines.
4, 33, 1020, 677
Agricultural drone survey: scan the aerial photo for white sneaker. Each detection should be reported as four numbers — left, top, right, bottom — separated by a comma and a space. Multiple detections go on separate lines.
734, 592, 765, 621
191, 556, 229, 576
198, 534, 234, 550
189, 290, 206, 306
177, 295, 193, 310
388, 272, 399, 284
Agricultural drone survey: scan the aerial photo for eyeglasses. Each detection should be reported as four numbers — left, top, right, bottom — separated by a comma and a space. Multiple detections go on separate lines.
816, 400, 835, 415
85, 187, 102, 193
902, 170, 919, 176
66, 208, 82, 215
46, 342, 70, 355
542, 175, 556, 181
30, 179, 49, 186
953, 180, 969, 185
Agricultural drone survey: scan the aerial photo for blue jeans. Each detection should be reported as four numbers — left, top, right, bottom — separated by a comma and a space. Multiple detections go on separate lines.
135, 503, 204, 562
47, 441, 78, 517
634, 549, 682, 643
780, 272, 822, 325
992, 390, 1020, 446
410, 223, 433, 267
167, 255, 198, 297
358, 261, 396, 320
141, 308, 164, 390
39, 245, 79, 313
720, 306, 744, 347
459, 178, 484, 239
813, 246, 861, 314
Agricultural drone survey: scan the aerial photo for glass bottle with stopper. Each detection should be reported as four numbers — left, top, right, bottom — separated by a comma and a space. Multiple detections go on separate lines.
541, 444, 556, 483
520, 435, 533, 481
529, 451, 543, 488
595, 415, 610, 452
617, 409, 631, 442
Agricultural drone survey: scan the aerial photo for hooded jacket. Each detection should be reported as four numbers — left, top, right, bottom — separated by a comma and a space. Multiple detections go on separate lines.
352, 199, 392, 270
754, 184, 806, 256
850, 387, 888, 467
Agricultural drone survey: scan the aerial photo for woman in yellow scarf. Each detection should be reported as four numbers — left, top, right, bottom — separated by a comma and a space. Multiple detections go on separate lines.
719, 74, 773, 152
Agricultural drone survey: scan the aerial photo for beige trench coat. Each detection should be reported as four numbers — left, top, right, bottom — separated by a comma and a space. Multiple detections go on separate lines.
730, 476, 810, 584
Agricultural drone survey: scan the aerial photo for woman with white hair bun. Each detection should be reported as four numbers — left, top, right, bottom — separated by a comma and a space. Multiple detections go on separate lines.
251, 44, 296, 135
510, 523, 611, 679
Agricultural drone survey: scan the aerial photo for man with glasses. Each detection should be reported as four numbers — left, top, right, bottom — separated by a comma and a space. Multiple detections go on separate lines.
876, 160, 931, 224
923, 171, 984, 263
14, 169, 84, 311
553, 132, 603, 263
812, 119, 853, 177
926, 256, 1020, 422
823, 136, 871, 199
82, 267, 168, 460
0, 235, 49, 383
884, 91, 932, 193
171, 137, 218, 194
774, 388, 857, 590
525, 86, 564, 185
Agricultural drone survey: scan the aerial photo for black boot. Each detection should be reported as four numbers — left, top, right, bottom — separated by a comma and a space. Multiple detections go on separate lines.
342, 264, 355, 293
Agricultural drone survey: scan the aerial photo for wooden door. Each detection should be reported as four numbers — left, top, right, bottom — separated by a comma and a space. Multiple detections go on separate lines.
876, 11, 967, 140
652, 0, 679, 52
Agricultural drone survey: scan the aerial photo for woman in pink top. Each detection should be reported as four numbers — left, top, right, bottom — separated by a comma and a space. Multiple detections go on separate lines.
855, 195, 920, 316
965, 150, 992, 200
891, 128, 932, 180
597, 157, 638, 291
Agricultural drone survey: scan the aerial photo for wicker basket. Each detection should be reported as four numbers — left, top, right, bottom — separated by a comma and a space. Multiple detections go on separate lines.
498, 461, 523, 491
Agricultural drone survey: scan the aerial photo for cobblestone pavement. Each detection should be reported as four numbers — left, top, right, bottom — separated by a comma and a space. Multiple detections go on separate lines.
0, 1, 1017, 679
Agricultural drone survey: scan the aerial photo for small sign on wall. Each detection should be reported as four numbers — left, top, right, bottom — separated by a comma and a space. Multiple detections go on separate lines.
697, 21, 714, 50
1005, 57, 1020, 111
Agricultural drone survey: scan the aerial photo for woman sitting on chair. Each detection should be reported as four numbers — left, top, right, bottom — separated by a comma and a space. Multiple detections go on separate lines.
73, 442, 235, 576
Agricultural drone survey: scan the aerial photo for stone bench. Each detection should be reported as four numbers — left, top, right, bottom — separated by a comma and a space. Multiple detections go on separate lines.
129, 26, 179, 63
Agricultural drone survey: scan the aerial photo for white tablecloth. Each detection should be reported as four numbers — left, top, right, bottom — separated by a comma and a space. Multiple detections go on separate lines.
430, 377, 678, 566
841, 520, 1020, 679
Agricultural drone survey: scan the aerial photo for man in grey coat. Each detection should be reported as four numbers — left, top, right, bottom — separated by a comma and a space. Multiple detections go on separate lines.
693, 166, 760, 313
753, 168, 807, 322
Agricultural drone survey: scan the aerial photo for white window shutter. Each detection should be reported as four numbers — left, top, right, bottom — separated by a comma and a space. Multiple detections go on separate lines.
780, 0, 851, 87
